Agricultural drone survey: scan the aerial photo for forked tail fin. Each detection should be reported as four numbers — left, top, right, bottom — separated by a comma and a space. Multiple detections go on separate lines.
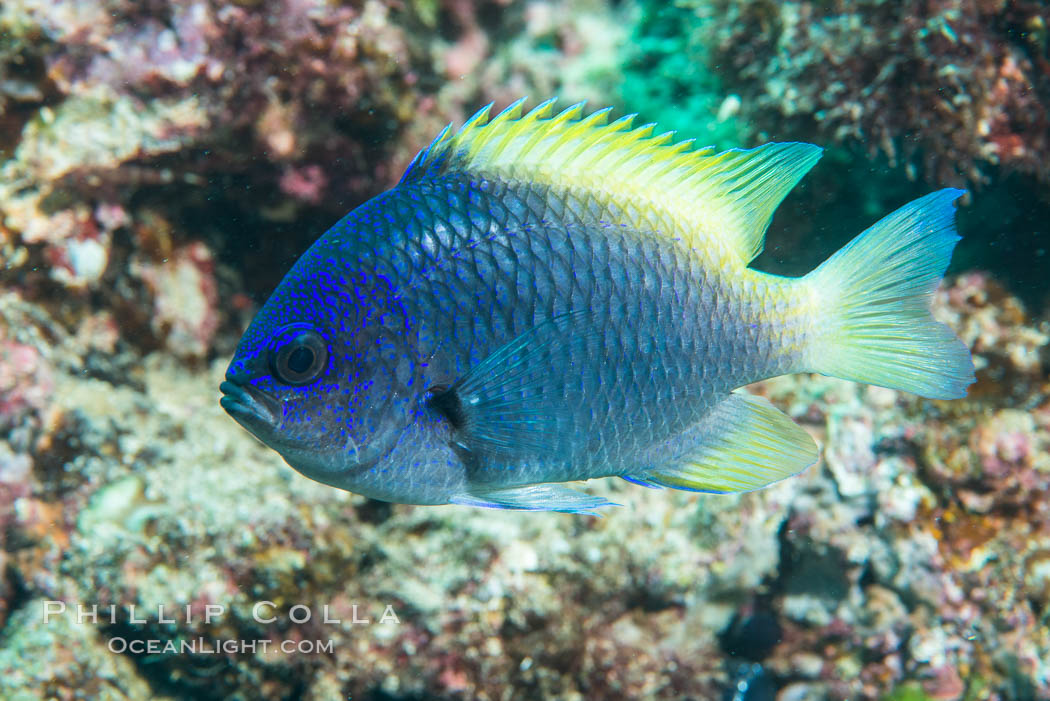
804, 188, 975, 400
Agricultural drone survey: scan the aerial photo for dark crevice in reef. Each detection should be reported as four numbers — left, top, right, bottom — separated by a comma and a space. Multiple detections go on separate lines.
101, 619, 313, 701
361, 691, 438, 701
355, 498, 394, 525
720, 606, 782, 662
777, 537, 850, 604
0, 558, 33, 638
721, 515, 856, 698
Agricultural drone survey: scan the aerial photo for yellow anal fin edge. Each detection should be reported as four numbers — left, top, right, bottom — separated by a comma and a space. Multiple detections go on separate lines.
635, 391, 819, 494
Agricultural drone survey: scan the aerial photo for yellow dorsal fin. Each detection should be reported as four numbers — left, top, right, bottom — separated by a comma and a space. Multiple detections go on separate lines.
400, 99, 822, 265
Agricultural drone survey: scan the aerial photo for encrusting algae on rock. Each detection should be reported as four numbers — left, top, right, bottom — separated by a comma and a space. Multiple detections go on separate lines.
221, 98, 975, 512
0, 273, 1045, 699
1, 2, 1049, 698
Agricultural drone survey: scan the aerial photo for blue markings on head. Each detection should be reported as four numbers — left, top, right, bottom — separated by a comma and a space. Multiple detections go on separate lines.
224, 185, 454, 485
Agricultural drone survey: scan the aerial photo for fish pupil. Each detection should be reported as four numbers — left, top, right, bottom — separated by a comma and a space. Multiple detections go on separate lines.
288, 346, 315, 375
271, 328, 328, 385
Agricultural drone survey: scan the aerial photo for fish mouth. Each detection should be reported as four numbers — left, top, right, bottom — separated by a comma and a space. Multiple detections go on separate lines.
219, 380, 280, 433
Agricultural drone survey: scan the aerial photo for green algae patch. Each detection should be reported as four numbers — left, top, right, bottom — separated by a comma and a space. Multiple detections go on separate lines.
618, 1, 745, 148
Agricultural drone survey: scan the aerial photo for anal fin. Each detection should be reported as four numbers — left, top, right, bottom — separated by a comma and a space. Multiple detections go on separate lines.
450, 483, 618, 515
637, 391, 819, 494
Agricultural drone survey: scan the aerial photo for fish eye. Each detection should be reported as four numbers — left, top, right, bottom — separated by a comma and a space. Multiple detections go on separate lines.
272, 330, 328, 385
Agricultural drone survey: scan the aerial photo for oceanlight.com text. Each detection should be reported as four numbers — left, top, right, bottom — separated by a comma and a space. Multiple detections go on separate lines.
107, 637, 335, 655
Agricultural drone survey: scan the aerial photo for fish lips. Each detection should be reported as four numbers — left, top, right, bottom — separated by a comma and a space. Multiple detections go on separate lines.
219, 380, 281, 437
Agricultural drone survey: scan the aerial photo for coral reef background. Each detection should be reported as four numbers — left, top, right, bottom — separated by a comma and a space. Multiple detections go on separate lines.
1, 1, 1048, 699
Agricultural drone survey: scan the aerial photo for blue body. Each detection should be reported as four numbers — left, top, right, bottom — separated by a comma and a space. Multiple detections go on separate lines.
221, 100, 971, 512
223, 174, 799, 504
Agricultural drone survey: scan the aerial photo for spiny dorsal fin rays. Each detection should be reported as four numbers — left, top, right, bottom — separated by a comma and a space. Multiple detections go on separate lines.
399, 98, 823, 266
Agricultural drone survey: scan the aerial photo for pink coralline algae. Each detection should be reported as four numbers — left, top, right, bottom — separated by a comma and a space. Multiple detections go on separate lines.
755, 272, 1050, 699
131, 242, 219, 360
2, 0, 608, 361
278, 164, 329, 205
0, 324, 53, 440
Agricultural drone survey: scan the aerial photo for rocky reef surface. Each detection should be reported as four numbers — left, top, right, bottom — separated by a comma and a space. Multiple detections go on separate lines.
2, 1, 1050, 699
2, 261, 1048, 700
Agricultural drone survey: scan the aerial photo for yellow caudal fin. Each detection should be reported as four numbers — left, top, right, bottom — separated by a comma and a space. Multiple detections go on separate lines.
804, 189, 975, 400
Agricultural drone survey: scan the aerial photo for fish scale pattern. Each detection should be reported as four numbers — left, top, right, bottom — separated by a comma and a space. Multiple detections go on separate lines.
313, 173, 807, 485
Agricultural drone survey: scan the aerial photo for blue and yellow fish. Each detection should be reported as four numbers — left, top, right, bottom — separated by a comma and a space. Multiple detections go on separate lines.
220, 98, 974, 514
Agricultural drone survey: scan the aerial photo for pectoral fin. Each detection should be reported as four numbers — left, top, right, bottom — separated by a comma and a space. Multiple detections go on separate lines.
427, 311, 594, 456
631, 391, 819, 493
